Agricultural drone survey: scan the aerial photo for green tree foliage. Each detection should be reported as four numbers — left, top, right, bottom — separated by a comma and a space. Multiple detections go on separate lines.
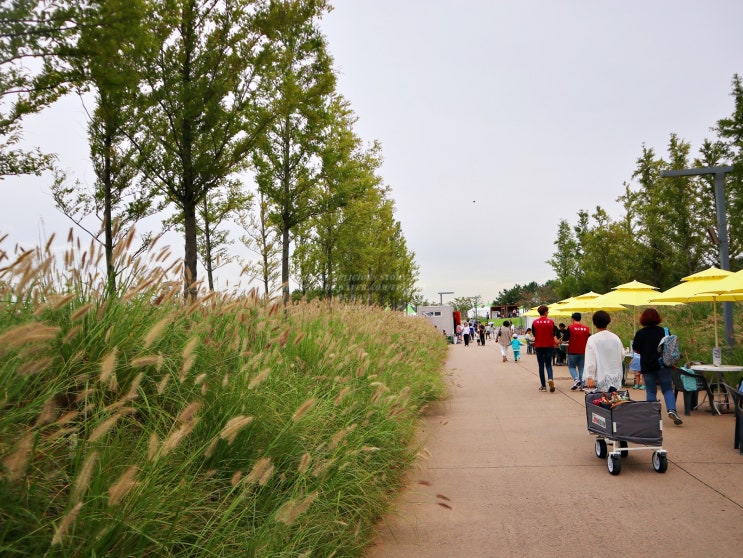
127, 0, 275, 300
0, 0, 76, 177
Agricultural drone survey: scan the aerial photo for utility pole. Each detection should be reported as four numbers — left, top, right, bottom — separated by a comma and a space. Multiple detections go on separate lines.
661, 166, 735, 347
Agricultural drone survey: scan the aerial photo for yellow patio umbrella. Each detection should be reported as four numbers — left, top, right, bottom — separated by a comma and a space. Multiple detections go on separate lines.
649, 267, 734, 348
702, 269, 743, 299
590, 280, 665, 334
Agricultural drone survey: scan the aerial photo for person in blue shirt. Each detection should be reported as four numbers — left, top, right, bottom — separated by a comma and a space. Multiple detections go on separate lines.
511, 334, 522, 362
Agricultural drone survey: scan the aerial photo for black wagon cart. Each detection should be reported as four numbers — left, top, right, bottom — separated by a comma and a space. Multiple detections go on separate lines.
585, 391, 668, 475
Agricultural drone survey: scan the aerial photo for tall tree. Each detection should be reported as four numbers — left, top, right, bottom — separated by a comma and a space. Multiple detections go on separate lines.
128, 0, 275, 300
52, 0, 157, 295
237, 188, 281, 297
252, 0, 336, 305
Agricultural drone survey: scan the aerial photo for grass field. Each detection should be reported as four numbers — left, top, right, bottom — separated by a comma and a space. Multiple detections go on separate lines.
0, 234, 448, 557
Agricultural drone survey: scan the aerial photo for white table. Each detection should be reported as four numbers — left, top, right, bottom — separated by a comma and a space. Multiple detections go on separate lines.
689, 364, 743, 414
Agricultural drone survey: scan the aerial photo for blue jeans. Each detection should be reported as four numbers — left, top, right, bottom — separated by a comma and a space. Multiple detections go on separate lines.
567, 354, 585, 382
535, 347, 554, 387
642, 366, 677, 412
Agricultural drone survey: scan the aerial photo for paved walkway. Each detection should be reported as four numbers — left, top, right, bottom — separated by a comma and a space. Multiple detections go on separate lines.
364, 340, 743, 557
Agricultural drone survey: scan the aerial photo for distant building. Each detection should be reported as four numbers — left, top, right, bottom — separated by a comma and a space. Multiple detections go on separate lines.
417, 305, 455, 335
490, 304, 520, 318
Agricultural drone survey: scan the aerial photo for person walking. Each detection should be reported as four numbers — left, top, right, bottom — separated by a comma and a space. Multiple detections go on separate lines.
462, 322, 471, 347
582, 311, 624, 393
496, 320, 512, 362
478, 323, 486, 347
532, 306, 559, 392
511, 334, 522, 362
567, 312, 591, 390
631, 307, 683, 425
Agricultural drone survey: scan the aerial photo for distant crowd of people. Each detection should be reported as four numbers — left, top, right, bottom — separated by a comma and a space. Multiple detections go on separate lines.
444, 304, 685, 426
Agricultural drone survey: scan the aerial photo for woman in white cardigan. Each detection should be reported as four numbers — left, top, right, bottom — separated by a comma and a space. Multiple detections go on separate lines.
583, 310, 624, 392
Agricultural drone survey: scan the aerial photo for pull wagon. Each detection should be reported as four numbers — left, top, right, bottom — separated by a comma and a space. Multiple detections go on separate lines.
585, 391, 668, 475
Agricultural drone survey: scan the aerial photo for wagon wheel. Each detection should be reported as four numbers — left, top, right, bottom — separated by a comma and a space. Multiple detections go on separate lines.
607, 453, 621, 475
595, 438, 607, 458
652, 451, 668, 473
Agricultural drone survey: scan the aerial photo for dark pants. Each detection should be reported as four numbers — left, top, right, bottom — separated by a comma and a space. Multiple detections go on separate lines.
536, 347, 554, 387
463, 333, 470, 346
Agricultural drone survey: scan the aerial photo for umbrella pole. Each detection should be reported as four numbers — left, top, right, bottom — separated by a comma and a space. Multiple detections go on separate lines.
714, 300, 719, 347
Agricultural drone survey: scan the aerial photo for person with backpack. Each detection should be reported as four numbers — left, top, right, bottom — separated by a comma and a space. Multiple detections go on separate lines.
631, 307, 683, 425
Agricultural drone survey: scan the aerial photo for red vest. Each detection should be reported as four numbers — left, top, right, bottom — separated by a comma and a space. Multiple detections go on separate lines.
532, 316, 556, 348
567, 323, 591, 354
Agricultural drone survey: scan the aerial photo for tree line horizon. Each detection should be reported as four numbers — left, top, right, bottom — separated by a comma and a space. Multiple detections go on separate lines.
1, 1, 417, 307
417, 75, 743, 314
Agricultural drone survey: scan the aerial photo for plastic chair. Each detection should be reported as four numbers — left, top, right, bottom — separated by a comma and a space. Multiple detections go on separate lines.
671, 367, 716, 416
722, 383, 743, 454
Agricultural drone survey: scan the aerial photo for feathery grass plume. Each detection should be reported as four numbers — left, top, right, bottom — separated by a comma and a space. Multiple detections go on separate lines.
222, 373, 229, 387
204, 436, 219, 457
200, 382, 208, 396
143, 317, 170, 349
51, 501, 83, 546
297, 452, 311, 474
248, 367, 271, 389
333, 387, 351, 406
161, 418, 199, 456
275, 491, 319, 525
122, 372, 144, 401
62, 325, 81, 344
35, 397, 57, 426
148, 433, 159, 461
55, 410, 79, 426
182, 337, 200, 361
2, 431, 34, 481
46, 427, 77, 441
329, 424, 357, 451
230, 470, 243, 486
219, 415, 254, 444
292, 398, 316, 422
16, 356, 53, 376
70, 303, 94, 323
180, 355, 195, 382
71, 451, 99, 503
177, 402, 201, 424
194, 373, 207, 386
156, 374, 169, 394
88, 410, 129, 443
312, 458, 335, 477
131, 355, 162, 370
293, 332, 305, 346
0, 324, 61, 356
100, 347, 117, 387
246, 457, 274, 485
276, 328, 290, 348
108, 465, 139, 506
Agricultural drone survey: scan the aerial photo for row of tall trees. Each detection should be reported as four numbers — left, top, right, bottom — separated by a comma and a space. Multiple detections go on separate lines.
549, 75, 743, 300
1, 0, 418, 307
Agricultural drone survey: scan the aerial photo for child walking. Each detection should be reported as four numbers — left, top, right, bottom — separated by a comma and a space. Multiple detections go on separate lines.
630, 350, 644, 390
511, 334, 522, 362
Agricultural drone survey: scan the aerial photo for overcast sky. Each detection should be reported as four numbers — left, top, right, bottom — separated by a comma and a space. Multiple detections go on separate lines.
6, 0, 743, 305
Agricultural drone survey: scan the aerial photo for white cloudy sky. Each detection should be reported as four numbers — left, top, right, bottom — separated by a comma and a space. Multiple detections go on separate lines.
5, 0, 743, 304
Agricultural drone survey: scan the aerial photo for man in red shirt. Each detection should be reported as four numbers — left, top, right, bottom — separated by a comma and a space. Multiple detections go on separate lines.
532, 305, 559, 392
567, 312, 591, 391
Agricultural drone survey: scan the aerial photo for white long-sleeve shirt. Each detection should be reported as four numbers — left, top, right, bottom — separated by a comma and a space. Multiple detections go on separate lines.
584, 330, 625, 392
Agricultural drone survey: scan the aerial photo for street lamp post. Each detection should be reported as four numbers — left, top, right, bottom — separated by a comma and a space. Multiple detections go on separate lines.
438, 291, 454, 305
661, 166, 735, 348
